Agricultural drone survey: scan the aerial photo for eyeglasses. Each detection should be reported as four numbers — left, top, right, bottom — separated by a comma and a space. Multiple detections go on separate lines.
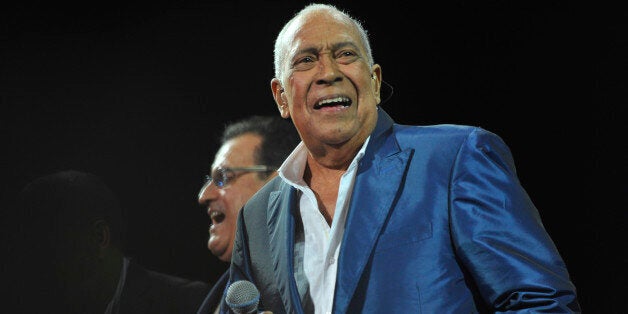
198, 165, 276, 196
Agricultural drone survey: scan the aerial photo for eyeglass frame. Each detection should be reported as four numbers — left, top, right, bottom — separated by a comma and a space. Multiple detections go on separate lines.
198, 165, 276, 198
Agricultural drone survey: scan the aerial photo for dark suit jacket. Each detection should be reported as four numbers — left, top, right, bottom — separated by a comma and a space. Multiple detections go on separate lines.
226, 108, 581, 313
118, 259, 210, 314
196, 271, 228, 314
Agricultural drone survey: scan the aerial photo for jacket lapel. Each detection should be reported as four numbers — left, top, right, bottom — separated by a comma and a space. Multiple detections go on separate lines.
333, 109, 412, 313
267, 181, 304, 314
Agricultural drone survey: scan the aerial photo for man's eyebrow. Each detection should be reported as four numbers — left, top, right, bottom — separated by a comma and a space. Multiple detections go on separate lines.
330, 41, 360, 52
293, 41, 361, 58
294, 47, 320, 57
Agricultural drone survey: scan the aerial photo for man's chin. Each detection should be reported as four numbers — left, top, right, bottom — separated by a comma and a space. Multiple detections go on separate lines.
208, 241, 228, 259
208, 240, 220, 254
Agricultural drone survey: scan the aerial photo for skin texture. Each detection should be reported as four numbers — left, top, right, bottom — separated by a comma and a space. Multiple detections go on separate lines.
198, 133, 276, 262
270, 9, 382, 223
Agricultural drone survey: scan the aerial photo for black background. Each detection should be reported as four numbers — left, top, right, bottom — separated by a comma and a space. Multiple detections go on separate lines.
1, 0, 624, 312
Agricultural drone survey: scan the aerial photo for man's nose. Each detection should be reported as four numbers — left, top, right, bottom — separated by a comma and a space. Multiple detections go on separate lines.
198, 181, 218, 205
316, 54, 342, 85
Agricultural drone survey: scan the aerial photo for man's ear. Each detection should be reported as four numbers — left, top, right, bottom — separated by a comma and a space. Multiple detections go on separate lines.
370, 64, 382, 105
92, 219, 111, 257
271, 78, 290, 118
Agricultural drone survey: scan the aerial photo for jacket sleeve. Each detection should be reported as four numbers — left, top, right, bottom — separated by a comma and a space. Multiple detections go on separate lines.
450, 127, 581, 312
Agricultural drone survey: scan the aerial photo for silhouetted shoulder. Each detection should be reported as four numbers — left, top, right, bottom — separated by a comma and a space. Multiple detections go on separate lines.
119, 260, 210, 314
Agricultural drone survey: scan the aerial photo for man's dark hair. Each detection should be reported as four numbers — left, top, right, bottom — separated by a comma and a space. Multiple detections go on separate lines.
16, 170, 127, 250
221, 115, 300, 178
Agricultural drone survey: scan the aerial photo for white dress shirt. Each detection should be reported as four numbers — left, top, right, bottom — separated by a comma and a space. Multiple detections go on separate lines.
278, 138, 369, 314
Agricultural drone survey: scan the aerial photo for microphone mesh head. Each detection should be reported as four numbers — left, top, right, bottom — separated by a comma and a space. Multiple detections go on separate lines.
225, 280, 260, 314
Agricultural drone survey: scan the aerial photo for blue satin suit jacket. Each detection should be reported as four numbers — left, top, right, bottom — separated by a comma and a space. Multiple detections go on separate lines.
225, 108, 580, 313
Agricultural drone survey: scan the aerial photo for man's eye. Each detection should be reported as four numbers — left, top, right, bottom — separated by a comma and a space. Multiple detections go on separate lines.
296, 56, 315, 64
339, 51, 355, 57
293, 56, 317, 70
336, 51, 359, 64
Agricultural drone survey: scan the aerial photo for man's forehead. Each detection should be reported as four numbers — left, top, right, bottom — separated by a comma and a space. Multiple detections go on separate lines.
212, 134, 260, 168
288, 20, 361, 53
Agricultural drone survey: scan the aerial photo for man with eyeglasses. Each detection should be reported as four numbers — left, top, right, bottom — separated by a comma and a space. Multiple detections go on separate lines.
196, 115, 300, 314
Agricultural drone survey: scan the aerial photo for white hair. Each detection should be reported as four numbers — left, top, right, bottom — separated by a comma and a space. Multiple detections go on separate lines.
272, 3, 374, 86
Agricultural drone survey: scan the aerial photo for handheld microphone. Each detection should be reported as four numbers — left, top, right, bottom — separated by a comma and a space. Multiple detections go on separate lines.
225, 280, 260, 314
